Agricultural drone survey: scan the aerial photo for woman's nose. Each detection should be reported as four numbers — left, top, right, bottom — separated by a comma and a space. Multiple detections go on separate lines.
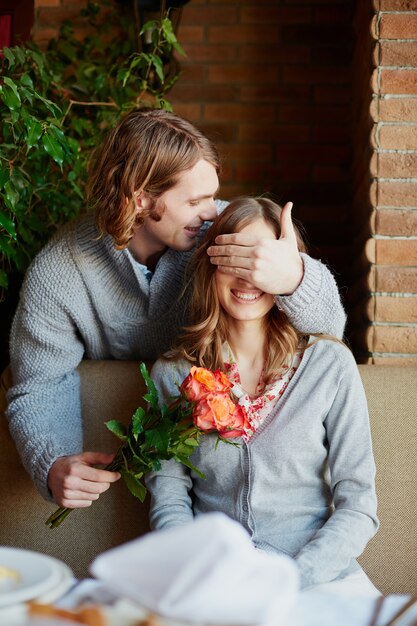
236, 278, 257, 289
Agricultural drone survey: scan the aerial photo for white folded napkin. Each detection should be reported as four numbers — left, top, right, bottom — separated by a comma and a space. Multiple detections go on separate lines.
91, 512, 299, 625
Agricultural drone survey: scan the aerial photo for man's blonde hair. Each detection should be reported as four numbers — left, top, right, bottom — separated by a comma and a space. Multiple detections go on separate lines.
88, 108, 220, 248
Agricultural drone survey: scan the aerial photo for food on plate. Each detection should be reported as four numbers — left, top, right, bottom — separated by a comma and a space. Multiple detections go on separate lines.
29, 601, 163, 626
28, 602, 107, 625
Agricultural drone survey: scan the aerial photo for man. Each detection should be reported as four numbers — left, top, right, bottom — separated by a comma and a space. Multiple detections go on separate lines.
7, 109, 346, 509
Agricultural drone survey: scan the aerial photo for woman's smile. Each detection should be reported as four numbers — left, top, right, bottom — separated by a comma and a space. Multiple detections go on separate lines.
231, 289, 264, 303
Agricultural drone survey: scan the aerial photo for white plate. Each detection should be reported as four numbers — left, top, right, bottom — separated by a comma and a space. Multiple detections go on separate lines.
0, 547, 73, 608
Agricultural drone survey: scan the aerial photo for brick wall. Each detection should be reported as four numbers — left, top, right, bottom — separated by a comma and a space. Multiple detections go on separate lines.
170, 0, 356, 291
359, 0, 417, 365
33, 0, 89, 44
31, 0, 417, 364
33, 0, 356, 281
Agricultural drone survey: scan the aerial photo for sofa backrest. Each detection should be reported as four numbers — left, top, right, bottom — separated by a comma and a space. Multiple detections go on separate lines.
1, 361, 416, 594
0, 361, 150, 578
357, 364, 417, 596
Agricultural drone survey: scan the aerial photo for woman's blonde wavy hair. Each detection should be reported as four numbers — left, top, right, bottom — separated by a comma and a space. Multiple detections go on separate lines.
87, 108, 220, 248
171, 197, 310, 382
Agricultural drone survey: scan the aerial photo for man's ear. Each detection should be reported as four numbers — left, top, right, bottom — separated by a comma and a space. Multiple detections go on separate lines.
134, 191, 152, 216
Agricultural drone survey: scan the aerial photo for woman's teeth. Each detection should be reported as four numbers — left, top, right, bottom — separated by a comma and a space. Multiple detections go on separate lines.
233, 291, 262, 301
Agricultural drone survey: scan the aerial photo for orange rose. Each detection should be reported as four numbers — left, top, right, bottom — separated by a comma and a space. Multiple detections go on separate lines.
192, 393, 250, 439
219, 403, 251, 439
180, 366, 217, 402
181, 367, 233, 403
192, 397, 217, 431
213, 369, 233, 393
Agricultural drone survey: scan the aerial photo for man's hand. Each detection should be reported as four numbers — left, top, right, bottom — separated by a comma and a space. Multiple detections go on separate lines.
48, 452, 121, 508
207, 201, 304, 295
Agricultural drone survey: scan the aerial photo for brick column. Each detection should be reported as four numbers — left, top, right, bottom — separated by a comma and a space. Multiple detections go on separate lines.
367, 1, 417, 365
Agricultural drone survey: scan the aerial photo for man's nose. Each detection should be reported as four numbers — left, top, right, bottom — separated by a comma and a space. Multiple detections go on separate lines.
200, 200, 217, 221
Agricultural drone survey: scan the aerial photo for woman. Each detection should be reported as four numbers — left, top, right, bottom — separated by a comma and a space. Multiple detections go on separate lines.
146, 197, 379, 595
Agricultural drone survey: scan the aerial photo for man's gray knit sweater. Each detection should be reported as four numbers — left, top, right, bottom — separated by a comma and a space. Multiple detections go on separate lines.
7, 210, 346, 500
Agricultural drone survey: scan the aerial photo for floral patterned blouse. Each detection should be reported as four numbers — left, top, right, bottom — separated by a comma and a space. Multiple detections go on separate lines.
222, 343, 303, 441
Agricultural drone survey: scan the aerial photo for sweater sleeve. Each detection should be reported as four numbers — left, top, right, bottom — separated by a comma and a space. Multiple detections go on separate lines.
275, 253, 346, 339
293, 350, 379, 588
145, 359, 195, 530
6, 255, 85, 501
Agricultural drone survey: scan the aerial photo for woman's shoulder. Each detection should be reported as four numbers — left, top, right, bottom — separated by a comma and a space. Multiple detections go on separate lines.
150, 357, 193, 399
306, 336, 358, 371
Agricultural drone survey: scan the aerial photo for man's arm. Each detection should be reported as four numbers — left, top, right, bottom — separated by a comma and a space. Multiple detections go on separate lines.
208, 202, 346, 338
7, 260, 120, 504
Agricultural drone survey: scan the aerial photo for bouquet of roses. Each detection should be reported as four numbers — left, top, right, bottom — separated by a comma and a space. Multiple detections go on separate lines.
46, 362, 250, 528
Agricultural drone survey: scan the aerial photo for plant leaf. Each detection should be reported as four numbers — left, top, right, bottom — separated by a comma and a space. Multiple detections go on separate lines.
140, 362, 159, 410
145, 420, 171, 454
175, 455, 206, 479
0, 269, 8, 288
150, 54, 165, 83
105, 419, 127, 440
0, 211, 17, 239
3, 181, 20, 211
0, 234, 17, 261
42, 132, 64, 167
0, 166, 10, 188
132, 407, 145, 436
3, 48, 15, 69
121, 471, 147, 502
139, 20, 158, 36
33, 91, 62, 117
20, 73, 34, 89
0, 82, 21, 111
26, 118, 43, 150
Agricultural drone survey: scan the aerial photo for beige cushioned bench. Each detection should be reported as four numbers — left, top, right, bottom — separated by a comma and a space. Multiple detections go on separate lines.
0, 361, 416, 596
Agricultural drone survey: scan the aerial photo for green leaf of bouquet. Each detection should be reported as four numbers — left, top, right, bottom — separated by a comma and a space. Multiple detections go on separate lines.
121, 471, 147, 502
132, 406, 145, 436
145, 423, 170, 455
139, 362, 159, 410
175, 455, 206, 479
105, 419, 128, 441
184, 437, 200, 447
